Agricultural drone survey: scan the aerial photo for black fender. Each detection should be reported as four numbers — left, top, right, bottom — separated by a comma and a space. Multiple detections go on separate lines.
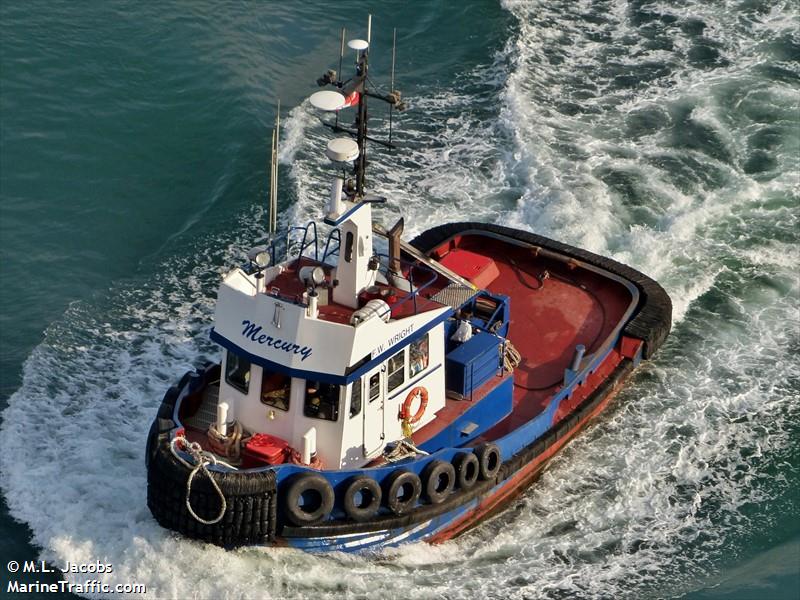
342, 476, 382, 522
383, 469, 422, 516
476, 443, 502, 481
452, 451, 480, 490
283, 473, 335, 526
421, 460, 456, 504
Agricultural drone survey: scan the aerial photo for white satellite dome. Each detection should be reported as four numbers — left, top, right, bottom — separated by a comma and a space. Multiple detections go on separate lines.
347, 39, 369, 51
326, 137, 360, 162
309, 90, 346, 111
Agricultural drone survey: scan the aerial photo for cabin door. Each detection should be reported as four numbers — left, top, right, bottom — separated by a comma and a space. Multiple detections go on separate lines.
362, 365, 386, 457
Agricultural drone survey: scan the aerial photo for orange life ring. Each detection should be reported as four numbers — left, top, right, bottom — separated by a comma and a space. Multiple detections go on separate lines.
401, 387, 428, 424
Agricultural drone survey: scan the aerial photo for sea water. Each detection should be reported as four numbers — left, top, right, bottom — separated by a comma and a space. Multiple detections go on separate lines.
1, 1, 798, 598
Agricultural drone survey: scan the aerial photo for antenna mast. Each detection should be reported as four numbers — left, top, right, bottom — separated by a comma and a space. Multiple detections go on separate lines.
268, 100, 280, 234
354, 15, 371, 197
334, 28, 345, 130
389, 28, 396, 145
312, 15, 406, 198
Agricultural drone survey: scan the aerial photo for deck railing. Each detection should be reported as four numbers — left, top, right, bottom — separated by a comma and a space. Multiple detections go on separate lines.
373, 253, 439, 315
286, 221, 319, 262
264, 224, 440, 317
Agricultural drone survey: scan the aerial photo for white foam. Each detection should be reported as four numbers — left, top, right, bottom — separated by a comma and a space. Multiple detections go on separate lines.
2, 1, 799, 598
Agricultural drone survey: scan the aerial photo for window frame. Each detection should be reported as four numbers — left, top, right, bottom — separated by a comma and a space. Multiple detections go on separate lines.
409, 333, 430, 378
350, 378, 362, 418
260, 370, 291, 411
344, 231, 354, 262
387, 349, 405, 392
303, 380, 341, 422
224, 350, 251, 394
368, 372, 381, 403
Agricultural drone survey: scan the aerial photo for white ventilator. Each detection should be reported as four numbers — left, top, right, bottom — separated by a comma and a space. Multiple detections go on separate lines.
216, 401, 229, 437
328, 177, 344, 218
302, 427, 317, 464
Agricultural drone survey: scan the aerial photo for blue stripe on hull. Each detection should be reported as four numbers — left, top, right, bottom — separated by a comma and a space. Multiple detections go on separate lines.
282, 498, 480, 552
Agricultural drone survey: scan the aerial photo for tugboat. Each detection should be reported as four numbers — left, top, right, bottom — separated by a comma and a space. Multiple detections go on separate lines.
145, 17, 671, 552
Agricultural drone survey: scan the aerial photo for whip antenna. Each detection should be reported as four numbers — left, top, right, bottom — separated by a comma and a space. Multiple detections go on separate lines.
268, 100, 280, 234
389, 28, 396, 145
335, 28, 345, 129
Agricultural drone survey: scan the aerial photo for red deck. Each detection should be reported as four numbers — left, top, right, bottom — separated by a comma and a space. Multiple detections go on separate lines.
412, 232, 634, 445
264, 257, 447, 324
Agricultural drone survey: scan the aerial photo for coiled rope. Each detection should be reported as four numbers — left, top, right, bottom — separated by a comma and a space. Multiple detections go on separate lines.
207, 421, 248, 463
383, 438, 429, 462
503, 340, 522, 372
289, 449, 323, 469
169, 436, 227, 525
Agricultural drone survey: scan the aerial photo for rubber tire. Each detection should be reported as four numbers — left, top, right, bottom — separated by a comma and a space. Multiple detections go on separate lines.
383, 469, 422, 516
148, 435, 277, 546
421, 460, 456, 504
452, 452, 480, 490
144, 419, 159, 469
342, 476, 382, 522
476, 443, 502, 481
283, 473, 335, 526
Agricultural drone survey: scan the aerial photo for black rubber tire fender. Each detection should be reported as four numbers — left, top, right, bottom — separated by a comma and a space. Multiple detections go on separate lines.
177, 370, 194, 389
421, 460, 456, 504
476, 443, 502, 481
283, 472, 335, 526
144, 419, 159, 469
342, 476, 382, 522
383, 469, 422, 516
452, 451, 480, 490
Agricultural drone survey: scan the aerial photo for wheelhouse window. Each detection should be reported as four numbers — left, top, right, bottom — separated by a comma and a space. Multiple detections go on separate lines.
409, 334, 429, 377
350, 378, 362, 418
369, 373, 380, 402
260, 371, 291, 411
225, 351, 250, 394
387, 350, 405, 392
304, 381, 340, 422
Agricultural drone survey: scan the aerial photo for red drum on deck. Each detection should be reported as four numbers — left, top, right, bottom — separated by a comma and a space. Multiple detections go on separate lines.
241, 433, 290, 468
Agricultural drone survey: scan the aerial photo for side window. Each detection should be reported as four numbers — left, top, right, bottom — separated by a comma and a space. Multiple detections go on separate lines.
225, 351, 250, 394
345, 231, 354, 262
369, 373, 380, 402
350, 378, 362, 418
409, 334, 429, 377
387, 350, 405, 392
260, 371, 291, 411
304, 380, 340, 422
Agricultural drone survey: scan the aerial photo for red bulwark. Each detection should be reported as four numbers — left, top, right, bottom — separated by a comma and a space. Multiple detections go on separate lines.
439, 249, 500, 289
620, 336, 643, 359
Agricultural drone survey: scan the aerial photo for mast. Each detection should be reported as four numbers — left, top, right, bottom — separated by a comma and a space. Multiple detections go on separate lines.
334, 27, 345, 130
389, 28, 396, 145
313, 15, 405, 200
355, 31, 369, 197
269, 100, 280, 234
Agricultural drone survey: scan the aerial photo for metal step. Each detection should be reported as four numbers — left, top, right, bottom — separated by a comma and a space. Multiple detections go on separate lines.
430, 283, 478, 310
183, 384, 220, 431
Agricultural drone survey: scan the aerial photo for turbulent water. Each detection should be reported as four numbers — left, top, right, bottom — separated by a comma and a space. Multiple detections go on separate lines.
1, 1, 798, 599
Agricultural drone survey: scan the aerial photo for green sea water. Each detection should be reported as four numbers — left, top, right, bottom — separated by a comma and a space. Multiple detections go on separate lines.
1, 1, 798, 598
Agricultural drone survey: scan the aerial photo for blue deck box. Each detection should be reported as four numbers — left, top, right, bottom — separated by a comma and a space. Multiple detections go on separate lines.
445, 332, 502, 398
